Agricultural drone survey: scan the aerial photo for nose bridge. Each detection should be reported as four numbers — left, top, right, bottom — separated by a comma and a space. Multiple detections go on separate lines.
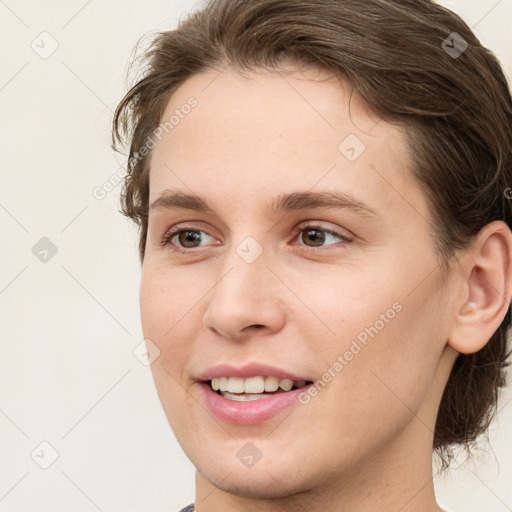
215, 216, 271, 296
212, 239, 271, 310
203, 234, 286, 337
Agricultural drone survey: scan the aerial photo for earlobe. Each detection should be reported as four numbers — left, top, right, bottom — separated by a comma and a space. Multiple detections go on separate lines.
448, 221, 512, 355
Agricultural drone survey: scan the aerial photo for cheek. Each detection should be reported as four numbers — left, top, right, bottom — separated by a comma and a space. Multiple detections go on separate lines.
302, 264, 447, 431
331, 286, 447, 428
140, 269, 201, 437
139, 268, 196, 390
139, 263, 206, 341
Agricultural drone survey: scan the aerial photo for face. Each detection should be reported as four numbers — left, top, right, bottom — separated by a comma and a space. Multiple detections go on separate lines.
140, 66, 454, 500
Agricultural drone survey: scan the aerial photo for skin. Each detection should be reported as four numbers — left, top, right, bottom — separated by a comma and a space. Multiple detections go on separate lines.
139, 65, 512, 512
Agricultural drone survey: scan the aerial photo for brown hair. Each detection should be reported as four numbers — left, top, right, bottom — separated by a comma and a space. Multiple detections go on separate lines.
112, 0, 512, 466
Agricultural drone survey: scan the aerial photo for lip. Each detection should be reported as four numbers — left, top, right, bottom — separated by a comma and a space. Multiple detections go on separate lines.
196, 362, 311, 382
198, 381, 313, 425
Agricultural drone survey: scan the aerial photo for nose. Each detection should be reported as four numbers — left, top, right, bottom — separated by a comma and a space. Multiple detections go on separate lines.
202, 248, 287, 341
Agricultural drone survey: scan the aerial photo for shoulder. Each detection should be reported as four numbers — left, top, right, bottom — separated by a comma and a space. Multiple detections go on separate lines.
177, 504, 195, 512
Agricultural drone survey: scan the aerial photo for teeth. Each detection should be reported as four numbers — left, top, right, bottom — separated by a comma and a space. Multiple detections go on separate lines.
227, 377, 245, 393
221, 391, 271, 401
244, 376, 265, 393
210, 376, 308, 393
279, 378, 293, 391
264, 376, 279, 392
211, 377, 227, 391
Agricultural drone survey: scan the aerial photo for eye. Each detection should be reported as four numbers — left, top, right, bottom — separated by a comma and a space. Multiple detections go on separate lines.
160, 226, 215, 251
292, 223, 353, 249
159, 222, 353, 253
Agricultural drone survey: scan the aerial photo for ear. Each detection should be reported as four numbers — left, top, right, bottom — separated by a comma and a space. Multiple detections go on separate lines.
448, 221, 512, 354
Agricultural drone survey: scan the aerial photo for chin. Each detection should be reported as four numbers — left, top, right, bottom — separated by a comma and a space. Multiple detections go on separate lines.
197, 459, 314, 500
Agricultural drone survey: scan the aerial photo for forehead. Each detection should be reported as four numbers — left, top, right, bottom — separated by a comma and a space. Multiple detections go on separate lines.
148, 66, 427, 223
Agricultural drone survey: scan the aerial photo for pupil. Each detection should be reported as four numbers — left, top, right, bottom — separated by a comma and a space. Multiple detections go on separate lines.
305, 229, 325, 246
180, 230, 200, 247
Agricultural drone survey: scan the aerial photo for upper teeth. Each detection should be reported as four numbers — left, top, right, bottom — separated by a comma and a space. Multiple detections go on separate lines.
211, 376, 307, 394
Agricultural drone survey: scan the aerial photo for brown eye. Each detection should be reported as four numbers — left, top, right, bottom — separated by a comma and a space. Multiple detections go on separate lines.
176, 230, 203, 248
161, 228, 214, 249
293, 224, 352, 250
300, 228, 327, 247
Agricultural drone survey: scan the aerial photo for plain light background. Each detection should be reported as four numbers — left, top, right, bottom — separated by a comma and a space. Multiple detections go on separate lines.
0, 1, 511, 511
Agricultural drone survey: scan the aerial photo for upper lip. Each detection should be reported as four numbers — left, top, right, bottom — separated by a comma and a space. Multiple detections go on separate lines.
196, 363, 312, 382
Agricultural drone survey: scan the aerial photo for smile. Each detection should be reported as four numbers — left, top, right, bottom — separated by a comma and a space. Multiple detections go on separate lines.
210, 376, 311, 400
199, 377, 314, 424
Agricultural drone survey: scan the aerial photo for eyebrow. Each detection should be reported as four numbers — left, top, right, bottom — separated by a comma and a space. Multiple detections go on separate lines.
149, 189, 381, 219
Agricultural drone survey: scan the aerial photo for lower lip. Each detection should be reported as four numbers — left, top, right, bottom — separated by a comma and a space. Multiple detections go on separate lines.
198, 382, 311, 425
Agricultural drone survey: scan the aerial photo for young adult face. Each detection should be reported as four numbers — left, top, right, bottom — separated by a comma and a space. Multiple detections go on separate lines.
140, 66, 460, 508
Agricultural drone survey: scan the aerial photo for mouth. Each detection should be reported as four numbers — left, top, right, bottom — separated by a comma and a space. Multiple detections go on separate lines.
205, 376, 314, 401
198, 373, 316, 424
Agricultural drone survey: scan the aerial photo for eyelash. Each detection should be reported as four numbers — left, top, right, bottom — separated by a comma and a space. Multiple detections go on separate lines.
159, 222, 353, 253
